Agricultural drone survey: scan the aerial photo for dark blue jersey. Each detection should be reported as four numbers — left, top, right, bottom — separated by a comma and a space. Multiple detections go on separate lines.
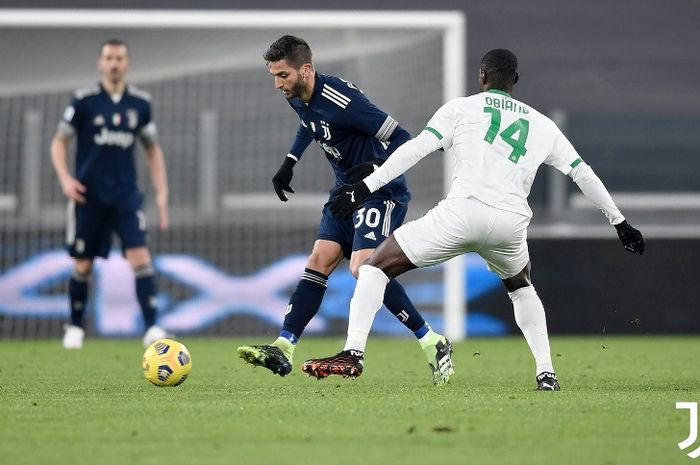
59, 83, 157, 208
286, 73, 411, 205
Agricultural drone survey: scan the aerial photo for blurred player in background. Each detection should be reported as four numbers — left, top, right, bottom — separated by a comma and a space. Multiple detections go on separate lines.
304, 48, 646, 390
237, 35, 454, 385
50, 39, 170, 349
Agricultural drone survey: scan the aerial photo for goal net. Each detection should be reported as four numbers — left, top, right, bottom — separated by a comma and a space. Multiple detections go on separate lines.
0, 10, 468, 340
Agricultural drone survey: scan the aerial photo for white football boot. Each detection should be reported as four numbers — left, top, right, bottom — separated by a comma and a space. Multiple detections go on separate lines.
143, 325, 169, 347
62, 324, 85, 349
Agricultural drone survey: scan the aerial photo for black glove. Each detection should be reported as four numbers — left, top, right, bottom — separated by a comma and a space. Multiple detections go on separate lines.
344, 159, 384, 184
614, 220, 646, 255
330, 181, 371, 220
272, 157, 296, 201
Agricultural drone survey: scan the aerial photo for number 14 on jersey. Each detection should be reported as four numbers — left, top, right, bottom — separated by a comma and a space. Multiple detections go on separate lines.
483, 107, 530, 164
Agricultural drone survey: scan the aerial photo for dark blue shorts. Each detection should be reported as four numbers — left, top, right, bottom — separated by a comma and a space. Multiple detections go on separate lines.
317, 197, 408, 259
65, 199, 148, 259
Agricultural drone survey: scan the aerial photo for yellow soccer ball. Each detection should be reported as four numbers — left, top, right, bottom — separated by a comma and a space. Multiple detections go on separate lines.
142, 338, 192, 387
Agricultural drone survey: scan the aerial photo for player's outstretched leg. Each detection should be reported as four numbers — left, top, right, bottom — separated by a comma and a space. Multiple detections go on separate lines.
237, 337, 294, 377
237, 267, 328, 377
536, 371, 561, 391
419, 332, 455, 386
301, 349, 365, 379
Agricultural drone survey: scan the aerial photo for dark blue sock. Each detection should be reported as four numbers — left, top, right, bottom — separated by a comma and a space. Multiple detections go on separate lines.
414, 323, 430, 339
135, 265, 157, 329
69, 271, 89, 327
281, 268, 328, 341
383, 279, 428, 337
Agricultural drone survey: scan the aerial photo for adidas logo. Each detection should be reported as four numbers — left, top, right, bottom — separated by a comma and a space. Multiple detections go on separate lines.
364, 231, 377, 241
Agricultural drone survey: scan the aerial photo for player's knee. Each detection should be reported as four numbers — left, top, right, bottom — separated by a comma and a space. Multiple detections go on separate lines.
360, 235, 414, 278
306, 252, 340, 275
349, 262, 362, 278
349, 251, 374, 278
126, 247, 151, 270
502, 270, 531, 292
74, 259, 93, 276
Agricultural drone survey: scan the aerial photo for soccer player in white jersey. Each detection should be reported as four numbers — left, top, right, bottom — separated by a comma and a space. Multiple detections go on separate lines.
302, 49, 646, 390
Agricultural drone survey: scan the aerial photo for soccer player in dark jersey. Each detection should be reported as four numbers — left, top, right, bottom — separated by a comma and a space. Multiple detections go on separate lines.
237, 35, 454, 385
50, 39, 170, 349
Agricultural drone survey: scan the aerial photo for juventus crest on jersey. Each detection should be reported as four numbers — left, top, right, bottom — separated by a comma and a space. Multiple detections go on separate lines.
285, 73, 410, 205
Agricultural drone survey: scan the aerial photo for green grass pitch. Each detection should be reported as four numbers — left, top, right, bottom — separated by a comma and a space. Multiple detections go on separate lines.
1, 336, 698, 465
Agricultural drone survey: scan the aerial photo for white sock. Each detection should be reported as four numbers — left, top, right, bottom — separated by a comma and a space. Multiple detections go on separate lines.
343, 264, 390, 352
508, 285, 554, 375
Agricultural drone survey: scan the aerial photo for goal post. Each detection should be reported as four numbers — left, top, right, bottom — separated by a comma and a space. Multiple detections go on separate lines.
0, 9, 467, 340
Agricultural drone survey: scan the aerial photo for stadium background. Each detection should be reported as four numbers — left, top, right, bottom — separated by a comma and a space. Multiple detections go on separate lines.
0, 0, 698, 339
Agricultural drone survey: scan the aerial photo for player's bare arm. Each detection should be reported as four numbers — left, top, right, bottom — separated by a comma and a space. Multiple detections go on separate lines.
50, 133, 86, 204
143, 141, 170, 230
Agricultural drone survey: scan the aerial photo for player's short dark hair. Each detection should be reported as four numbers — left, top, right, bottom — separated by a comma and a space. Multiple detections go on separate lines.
100, 38, 129, 55
263, 35, 312, 68
480, 49, 518, 90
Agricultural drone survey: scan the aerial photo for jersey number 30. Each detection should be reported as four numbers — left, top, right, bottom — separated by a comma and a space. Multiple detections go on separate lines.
483, 107, 529, 164
354, 207, 381, 229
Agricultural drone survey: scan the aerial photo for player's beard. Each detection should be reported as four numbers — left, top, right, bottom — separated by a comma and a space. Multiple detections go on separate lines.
286, 76, 306, 100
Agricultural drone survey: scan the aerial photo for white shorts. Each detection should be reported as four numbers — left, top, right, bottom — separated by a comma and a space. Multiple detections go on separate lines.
394, 197, 530, 279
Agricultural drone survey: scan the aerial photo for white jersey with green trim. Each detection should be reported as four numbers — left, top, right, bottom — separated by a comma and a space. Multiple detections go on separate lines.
425, 89, 582, 219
